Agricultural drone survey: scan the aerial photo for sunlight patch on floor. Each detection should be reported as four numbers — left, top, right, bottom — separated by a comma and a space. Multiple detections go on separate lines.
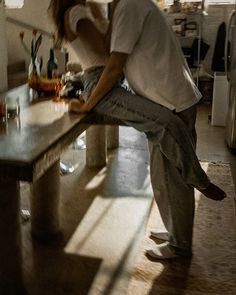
195, 161, 210, 210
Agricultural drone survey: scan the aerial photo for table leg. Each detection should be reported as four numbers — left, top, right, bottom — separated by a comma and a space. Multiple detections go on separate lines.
86, 125, 107, 168
30, 160, 61, 240
106, 126, 119, 149
0, 178, 23, 292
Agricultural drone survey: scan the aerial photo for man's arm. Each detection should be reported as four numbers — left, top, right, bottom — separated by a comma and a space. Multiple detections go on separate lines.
69, 51, 128, 113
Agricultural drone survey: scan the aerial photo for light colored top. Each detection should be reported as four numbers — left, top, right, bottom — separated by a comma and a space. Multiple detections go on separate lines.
68, 4, 108, 71
110, 0, 202, 112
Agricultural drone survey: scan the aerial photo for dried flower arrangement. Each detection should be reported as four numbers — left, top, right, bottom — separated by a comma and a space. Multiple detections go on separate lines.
19, 29, 43, 76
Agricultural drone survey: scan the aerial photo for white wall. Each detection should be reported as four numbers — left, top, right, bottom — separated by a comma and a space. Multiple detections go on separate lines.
0, 1, 8, 92
5, 0, 108, 72
5, 0, 54, 74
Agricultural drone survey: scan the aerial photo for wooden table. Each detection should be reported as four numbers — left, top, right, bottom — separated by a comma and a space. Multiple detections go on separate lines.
0, 85, 93, 292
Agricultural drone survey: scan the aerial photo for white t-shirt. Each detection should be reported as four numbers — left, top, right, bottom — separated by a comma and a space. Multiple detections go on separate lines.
110, 0, 202, 112
68, 4, 108, 71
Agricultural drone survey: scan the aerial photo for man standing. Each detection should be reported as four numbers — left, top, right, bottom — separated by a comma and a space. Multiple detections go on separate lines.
109, 0, 200, 259
69, 0, 226, 259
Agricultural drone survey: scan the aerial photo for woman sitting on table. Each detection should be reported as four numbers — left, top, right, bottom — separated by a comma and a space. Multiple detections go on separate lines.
48, 0, 226, 260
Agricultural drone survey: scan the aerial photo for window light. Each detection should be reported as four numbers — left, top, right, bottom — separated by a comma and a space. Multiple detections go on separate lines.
4, 0, 24, 8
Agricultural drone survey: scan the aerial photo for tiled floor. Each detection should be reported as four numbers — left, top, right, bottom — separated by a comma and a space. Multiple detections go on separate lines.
20, 103, 235, 295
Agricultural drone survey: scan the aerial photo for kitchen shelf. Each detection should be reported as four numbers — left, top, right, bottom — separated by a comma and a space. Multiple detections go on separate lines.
166, 11, 205, 86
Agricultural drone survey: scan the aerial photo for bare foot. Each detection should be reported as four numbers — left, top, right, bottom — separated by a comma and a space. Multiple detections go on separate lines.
199, 182, 227, 201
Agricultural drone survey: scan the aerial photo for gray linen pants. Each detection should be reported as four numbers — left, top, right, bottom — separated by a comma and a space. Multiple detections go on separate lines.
82, 68, 209, 252
148, 106, 197, 252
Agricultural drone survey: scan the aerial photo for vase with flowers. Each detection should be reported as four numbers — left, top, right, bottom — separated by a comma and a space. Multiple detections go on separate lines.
20, 30, 61, 95
19, 30, 42, 78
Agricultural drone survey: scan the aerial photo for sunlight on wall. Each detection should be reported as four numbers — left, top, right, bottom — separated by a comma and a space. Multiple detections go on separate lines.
5, 0, 24, 8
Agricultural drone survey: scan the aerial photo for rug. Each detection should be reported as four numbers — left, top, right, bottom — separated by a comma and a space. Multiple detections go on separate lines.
127, 162, 236, 295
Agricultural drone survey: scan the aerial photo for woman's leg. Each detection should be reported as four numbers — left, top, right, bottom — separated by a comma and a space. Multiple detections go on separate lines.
80, 69, 225, 200
94, 86, 210, 191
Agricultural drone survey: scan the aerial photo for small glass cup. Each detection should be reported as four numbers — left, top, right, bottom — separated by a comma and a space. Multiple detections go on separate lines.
6, 96, 20, 119
0, 98, 7, 122
0, 120, 8, 135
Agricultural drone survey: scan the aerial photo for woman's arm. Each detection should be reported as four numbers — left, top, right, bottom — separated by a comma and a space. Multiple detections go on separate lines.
64, 5, 109, 54
69, 51, 128, 113
88, 2, 105, 20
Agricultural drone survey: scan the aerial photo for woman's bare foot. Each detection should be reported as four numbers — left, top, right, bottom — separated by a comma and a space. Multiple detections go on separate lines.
199, 182, 227, 201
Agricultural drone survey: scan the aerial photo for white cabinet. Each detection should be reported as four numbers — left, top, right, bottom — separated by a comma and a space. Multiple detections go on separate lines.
211, 72, 229, 126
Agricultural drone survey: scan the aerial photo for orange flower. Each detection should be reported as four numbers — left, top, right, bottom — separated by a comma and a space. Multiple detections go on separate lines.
32, 29, 38, 36
19, 31, 24, 40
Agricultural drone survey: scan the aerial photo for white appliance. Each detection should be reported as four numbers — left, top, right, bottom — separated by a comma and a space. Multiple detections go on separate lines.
225, 8, 236, 149
211, 72, 228, 126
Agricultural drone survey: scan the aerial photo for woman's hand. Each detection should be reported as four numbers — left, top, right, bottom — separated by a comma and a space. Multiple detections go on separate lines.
69, 99, 87, 113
